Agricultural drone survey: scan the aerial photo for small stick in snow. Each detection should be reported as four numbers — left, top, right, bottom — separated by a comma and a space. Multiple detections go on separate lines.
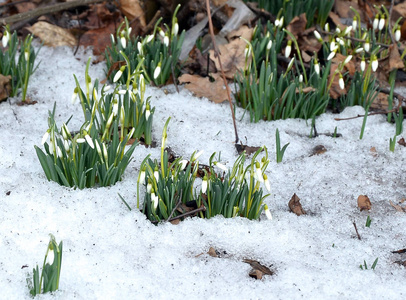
353, 221, 361, 240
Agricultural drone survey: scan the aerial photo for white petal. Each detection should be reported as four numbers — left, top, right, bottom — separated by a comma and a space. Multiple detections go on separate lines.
113, 70, 123, 83
154, 66, 161, 79
85, 135, 94, 149
41, 131, 49, 145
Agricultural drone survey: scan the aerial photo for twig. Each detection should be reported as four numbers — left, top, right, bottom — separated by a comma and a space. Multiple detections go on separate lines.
334, 109, 399, 121
353, 221, 361, 240
166, 191, 182, 221
0, 0, 108, 25
205, 0, 239, 143
143, 10, 161, 34
387, 0, 396, 45
152, 205, 206, 224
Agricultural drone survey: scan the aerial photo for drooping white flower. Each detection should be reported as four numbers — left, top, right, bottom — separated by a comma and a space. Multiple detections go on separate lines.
154, 169, 159, 182
172, 23, 179, 36
102, 143, 108, 164
324, 23, 330, 32
244, 45, 251, 58
254, 162, 264, 183
299, 74, 303, 83
145, 103, 151, 121
263, 174, 271, 192
154, 63, 161, 79
137, 41, 143, 55
314, 30, 322, 42
343, 55, 353, 65
2, 30, 9, 48
179, 159, 188, 170
371, 55, 378, 72
24, 49, 29, 61
360, 57, 366, 72
46, 247, 55, 265
192, 150, 204, 161
285, 40, 292, 58
373, 15, 379, 30
266, 40, 273, 50
327, 51, 336, 61
77, 138, 86, 143
118, 89, 127, 95
336, 37, 345, 46
278, 17, 284, 28
56, 146, 63, 158
264, 204, 272, 220
147, 182, 152, 193
201, 177, 208, 194
113, 66, 125, 83
314, 59, 320, 75
352, 17, 357, 31
62, 123, 71, 140
63, 140, 70, 152
71, 87, 78, 104
120, 106, 125, 124
146, 34, 154, 43
112, 101, 118, 116
41, 131, 50, 145
151, 192, 159, 210
395, 26, 401, 42
364, 40, 370, 52
139, 170, 146, 184
159, 29, 165, 38
85, 134, 94, 149
214, 162, 228, 172
120, 36, 127, 49
338, 74, 345, 90
106, 113, 114, 128
95, 140, 102, 156
163, 35, 169, 47
355, 47, 364, 53
378, 15, 385, 31
330, 41, 336, 52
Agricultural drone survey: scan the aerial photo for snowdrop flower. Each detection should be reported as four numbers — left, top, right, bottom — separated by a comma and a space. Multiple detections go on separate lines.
275, 18, 280, 28
85, 134, 94, 149
335, 27, 341, 34
278, 17, 284, 28
371, 55, 378, 72
395, 26, 401, 42
201, 176, 208, 194
118, 89, 127, 95
154, 169, 159, 182
163, 35, 169, 47
266, 40, 273, 50
378, 15, 385, 31
151, 192, 159, 211
264, 204, 272, 220
263, 174, 271, 192
172, 22, 179, 37
113, 66, 125, 83
360, 56, 366, 72
62, 123, 71, 140
56, 146, 63, 158
355, 47, 364, 53
77, 138, 86, 143
102, 143, 108, 164
106, 113, 114, 128
343, 55, 352, 65
299, 74, 303, 83
146, 34, 154, 43
364, 40, 370, 52
244, 44, 251, 58
324, 23, 330, 32
373, 14, 379, 30
192, 150, 204, 161
330, 41, 337, 52
147, 181, 152, 193
71, 87, 78, 104
64, 140, 70, 152
314, 30, 322, 42
92, 88, 98, 101
46, 247, 55, 265
154, 63, 161, 79
286, 57, 295, 73
352, 17, 357, 31
327, 50, 336, 61
2, 29, 9, 47
137, 41, 143, 56
254, 162, 264, 182
285, 40, 292, 58
214, 162, 227, 172
336, 37, 344, 46
112, 100, 118, 116
120, 35, 126, 49
120, 106, 125, 124
314, 58, 320, 75
41, 130, 50, 145
159, 29, 165, 38
179, 160, 188, 170
95, 140, 102, 157
139, 170, 146, 184
338, 73, 345, 90
24, 49, 29, 61
145, 103, 151, 121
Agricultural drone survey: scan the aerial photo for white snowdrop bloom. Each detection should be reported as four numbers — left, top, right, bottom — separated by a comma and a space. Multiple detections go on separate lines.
62, 123, 71, 140
275, 18, 280, 27
128, 27, 132, 35
164, 35, 169, 47
145, 106, 151, 121
159, 29, 165, 38
120, 106, 125, 124
336, 37, 345, 46
151, 192, 159, 210
118, 89, 127, 95
201, 178, 208, 194
324, 23, 330, 32
71, 88, 78, 104
139, 171, 146, 184
179, 160, 188, 170
103, 143, 108, 163
95, 140, 102, 156
110, 34, 115, 43
360, 58, 366, 72
154, 64, 161, 79
193, 150, 204, 161
343, 55, 352, 65
287, 57, 295, 69
299, 74, 303, 83
314, 60, 320, 75
146, 34, 154, 43
77, 138, 86, 144
278, 17, 284, 28
24, 49, 29, 61
154, 170, 159, 182
371, 56, 378, 72
264, 205, 272, 220
344, 26, 352, 35
327, 51, 336, 61
2, 30, 9, 47
113, 66, 125, 83
173, 23, 179, 36
112, 102, 118, 116
41, 131, 49, 145
92, 88, 98, 101
355, 47, 364, 53
330, 41, 336, 52
244, 45, 251, 58
64, 139, 70, 152
378, 15, 385, 31
85, 135, 94, 149
339, 74, 345, 90
263, 174, 271, 192
56, 146, 63, 158
147, 182, 152, 193
140, 74, 145, 93
266, 40, 273, 50
137, 41, 143, 56
214, 162, 228, 172
364, 41, 370, 52
285, 41, 292, 58
255, 162, 264, 183
335, 27, 341, 34
314, 30, 322, 42
106, 113, 114, 128
373, 15, 379, 30
120, 36, 126, 49
46, 248, 54, 265
395, 27, 401, 42
352, 17, 357, 31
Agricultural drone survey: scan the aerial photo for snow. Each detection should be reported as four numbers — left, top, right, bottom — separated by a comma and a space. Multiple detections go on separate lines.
1, 44, 406, 299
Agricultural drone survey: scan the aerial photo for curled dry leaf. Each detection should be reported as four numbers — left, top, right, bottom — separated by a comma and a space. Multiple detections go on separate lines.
28, 21, 76, 47
243, 259, 274, 276
288, 193, 306, 216
178, 73, 228, 103
310, 145, 327, 156
287, 13, 307, 39
370, 147, 378, 158
398, 138, 406, 147
208, 247, 218, 258
120, 0, 146, 29
389, 43, 405, 72
0, 74, 11, 102
235, 143, 262, 155
389, 200, 406, 213
357, 195, 371, 211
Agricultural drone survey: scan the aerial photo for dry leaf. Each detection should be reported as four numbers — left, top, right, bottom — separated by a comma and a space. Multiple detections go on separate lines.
328, 11, 345, 31
333, 53, 356, 76
208, 247, 218, 257
289, 193, 306, 216
328, 62, 346, 99
370, 147, 378, 157
79, 23, 117, 55
310, 145, 327, 156
120, 0, 146, 29
357, 195, 371, 211
179, 74, 228, 103
370, 92, 389, 111
243, 259, 274, 276
235, 143, 262, 155
0, 74, 11, 102
398, 138, 406, 147
389, 200, 406, 213
249, 269, 263, 279
28, 22, 76, 47
389, 43, 405, 72
287, 14, 307, 39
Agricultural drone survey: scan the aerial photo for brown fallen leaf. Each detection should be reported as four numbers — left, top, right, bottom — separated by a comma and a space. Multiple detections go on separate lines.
389, 43, 405, 72
389, 200, 406, 213
179, 73, 228, 103
370, 147, 378, 158
208, 247, 218, 258
310, 145, 327, 156
249, 269, 264, 279
289, 193, 306, 216
398, 138, 406, 147
243, 258, 274, 276
235, 143, 262, 155
28, 21, 76, 47
357, 195, 371, 211
287, 13, 307, 40
120, 0, 146, 29
370, 92, 389, 111
0, 74, 11, 102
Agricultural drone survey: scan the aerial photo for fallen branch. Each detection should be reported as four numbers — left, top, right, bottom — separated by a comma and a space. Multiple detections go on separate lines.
1, 0, 108, 25
152, 205, 206, 224
334, 108, 399, 121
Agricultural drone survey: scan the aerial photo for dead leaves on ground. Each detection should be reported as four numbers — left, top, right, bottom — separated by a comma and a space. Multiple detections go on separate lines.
289, 193, 306, 216
357, 195, 371, 211
28, 21, 76, 47
0, 74, 11, 102
178, 73, 228, 103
